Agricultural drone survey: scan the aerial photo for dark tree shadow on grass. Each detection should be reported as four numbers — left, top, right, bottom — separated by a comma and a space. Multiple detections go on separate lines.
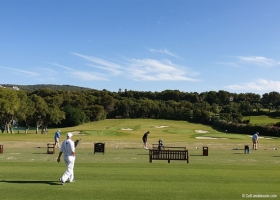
33, 153, 51, 154
0, 180, 61, 185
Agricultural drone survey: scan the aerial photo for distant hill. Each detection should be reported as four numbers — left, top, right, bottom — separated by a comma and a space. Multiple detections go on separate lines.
0, 84, 96, 92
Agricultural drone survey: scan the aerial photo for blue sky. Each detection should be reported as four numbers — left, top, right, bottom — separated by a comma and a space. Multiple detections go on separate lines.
1, 0, 280, 95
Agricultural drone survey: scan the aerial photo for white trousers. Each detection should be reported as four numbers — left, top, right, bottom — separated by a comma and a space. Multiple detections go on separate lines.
61, 155, 75, 182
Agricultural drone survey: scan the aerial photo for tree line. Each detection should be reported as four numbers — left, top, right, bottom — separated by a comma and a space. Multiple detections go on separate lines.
1, 85, 280, 136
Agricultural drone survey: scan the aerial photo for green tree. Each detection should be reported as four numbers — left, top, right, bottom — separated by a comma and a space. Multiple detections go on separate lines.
100, 93, 115, 116
262, 91, 280, 112
30, 94, 48, 134
61, 105, 89, 127
0, 88, 20, 134
41, 104, 65, 134
210, 103, 220, 114
192, 109, 211, 124
88, 105, 107, 121
239, 101, 253, 114
15, 91, 35, 134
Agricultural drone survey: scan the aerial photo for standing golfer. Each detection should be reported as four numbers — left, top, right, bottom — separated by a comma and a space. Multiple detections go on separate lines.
57, 132, 76, 185
54, 130, 61, 148
142, 131, 150, 149
252, 132, 259, 150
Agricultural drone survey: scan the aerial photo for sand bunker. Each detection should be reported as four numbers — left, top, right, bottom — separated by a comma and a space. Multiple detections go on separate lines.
248, 135, 275, 139
248, 135, 265, 138
196, 136, 217, 139
196, 136, 228, 139
72, 131, 81, 135
195, 130, 209, 133
70, 131, 86, 135
155, 126, 169, 128
121, 128, 133, 131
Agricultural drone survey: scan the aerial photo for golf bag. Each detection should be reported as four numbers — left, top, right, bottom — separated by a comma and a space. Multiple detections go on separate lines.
74, 139, 81, 147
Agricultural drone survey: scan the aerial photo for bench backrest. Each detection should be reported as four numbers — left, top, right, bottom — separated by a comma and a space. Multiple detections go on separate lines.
149, 149, 189, 163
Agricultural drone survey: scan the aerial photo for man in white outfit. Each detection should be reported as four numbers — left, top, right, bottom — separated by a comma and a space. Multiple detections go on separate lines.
252, 132, 259, 150
57, 132, 76, 185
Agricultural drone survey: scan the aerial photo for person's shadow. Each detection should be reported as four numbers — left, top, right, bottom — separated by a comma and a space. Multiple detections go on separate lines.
0, 180, 61, 185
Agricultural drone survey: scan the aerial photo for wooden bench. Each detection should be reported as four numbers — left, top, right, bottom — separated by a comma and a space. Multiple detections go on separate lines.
149, 147, 189, 163
152, 144, 165, 150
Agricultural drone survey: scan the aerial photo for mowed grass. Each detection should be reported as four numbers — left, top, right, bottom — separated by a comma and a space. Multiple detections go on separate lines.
243, 115, 280, 125
0, 119, 280, 200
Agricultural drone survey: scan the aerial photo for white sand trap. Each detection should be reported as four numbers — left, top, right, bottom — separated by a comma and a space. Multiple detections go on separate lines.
196, 136, 228, 139
155, 126, 169, 128
71, 131, 86, 135
121, 128, 133, 130
248, 135, 265, 138
195, 130, 209, 133
196, 136, 217, 139
71, 131, 81, 135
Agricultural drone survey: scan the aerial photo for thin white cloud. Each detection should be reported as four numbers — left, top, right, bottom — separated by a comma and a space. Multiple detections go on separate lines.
215, 62, 240, 68
46, 52, 199, 83
86, 64, 121, 76
148, 48, 183, 59
72, 52, 122, 75
238, 56, 279, 67
225, 79, 280, 91
34, 67, 57, 74
36, 77, 58, 82
47, 61, 109, 81
69, 71, 109, 81
47, 62, 73, 71
126, 58, 199, 81
0, 67, 40, 77
71, 52, 199, 82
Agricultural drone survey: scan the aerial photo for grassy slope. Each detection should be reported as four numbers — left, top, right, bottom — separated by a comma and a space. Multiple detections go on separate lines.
243, 115, 280, 125
0, 118, 280, 200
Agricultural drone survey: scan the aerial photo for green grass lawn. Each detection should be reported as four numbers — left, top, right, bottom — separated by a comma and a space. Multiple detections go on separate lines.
243, 115, 280, 125
0, 119, 280, 200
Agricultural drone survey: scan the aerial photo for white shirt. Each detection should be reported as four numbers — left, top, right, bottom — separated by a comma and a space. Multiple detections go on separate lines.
252, 133, 258, 140
60, 138, 75, 156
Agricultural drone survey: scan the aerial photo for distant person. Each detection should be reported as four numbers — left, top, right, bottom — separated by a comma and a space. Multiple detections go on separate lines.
142, 131, 150, 149
252, 132, 259, 150
54, 130, 61, 148
57, 132, 76, 185
158, 138, 164, 150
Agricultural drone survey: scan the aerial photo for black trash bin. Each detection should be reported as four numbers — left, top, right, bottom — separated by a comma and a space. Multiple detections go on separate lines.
0, 145, 3, 154
203, 146, 208, 156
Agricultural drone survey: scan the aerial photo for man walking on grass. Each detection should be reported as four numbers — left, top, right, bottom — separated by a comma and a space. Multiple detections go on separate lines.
54, 130, 61, 148
57, 132, 76, 185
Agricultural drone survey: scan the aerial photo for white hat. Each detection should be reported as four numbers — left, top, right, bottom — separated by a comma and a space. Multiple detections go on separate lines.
67, 132, 73, 138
